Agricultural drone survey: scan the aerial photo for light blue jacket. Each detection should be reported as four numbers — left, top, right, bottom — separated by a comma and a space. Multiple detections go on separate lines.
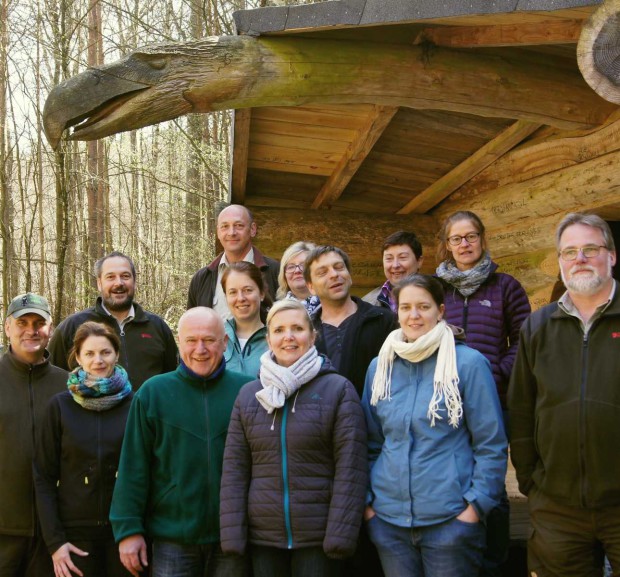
224, 320, 268, 379
362, 342, 507, 528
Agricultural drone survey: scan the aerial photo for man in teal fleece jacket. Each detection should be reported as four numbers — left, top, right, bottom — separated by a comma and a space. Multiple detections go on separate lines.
110, 307, 253, 577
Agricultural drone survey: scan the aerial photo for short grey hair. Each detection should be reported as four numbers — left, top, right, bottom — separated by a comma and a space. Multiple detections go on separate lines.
555, 213, 615, 252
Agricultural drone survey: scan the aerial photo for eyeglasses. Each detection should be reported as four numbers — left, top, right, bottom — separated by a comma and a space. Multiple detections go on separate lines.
447, 232, 480, 246
284, 263, 304, 274
559, 245, 608, 262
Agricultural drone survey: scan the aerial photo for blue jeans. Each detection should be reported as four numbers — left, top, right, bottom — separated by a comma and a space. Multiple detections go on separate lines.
251, 545, 342, 577
152, 541, 249, 577
367, 515, 486, 577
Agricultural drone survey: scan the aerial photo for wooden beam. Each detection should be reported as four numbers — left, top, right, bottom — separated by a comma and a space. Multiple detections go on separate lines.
397, 120, 541, 214
45, 35, 619, 147
311, 105, 398, 209
230, 108, 251, 204
415, 20, 583, 48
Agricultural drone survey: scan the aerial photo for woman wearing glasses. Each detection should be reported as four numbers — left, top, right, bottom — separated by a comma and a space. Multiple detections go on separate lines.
435, 210, 530, 576
276, 241, 320, 314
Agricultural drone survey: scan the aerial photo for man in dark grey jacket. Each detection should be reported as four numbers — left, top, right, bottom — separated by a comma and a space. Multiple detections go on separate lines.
48, 251, 177, 390
509, 213, 620, 577
0, 293, 67, 576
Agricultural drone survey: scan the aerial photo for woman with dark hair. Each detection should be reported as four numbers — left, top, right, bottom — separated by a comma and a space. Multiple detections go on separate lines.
435, 211, 530, 575
220, 299, 367, 577
222, 261, 272, 377
34, 321, 132, 577
362, 274, 507, 577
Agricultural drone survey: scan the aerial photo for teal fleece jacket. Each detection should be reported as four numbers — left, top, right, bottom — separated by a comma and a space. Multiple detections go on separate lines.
110, 363, 252, 545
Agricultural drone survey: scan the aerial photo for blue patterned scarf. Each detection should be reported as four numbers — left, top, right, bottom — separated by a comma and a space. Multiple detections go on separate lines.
67, 365, 132, 411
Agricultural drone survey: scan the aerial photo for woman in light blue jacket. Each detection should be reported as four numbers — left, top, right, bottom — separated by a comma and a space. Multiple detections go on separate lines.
362, 274, 507, 577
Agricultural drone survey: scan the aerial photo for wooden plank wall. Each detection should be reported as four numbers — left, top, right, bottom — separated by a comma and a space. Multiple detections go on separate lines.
250, 208, 438, 296
432, 111, 620, 310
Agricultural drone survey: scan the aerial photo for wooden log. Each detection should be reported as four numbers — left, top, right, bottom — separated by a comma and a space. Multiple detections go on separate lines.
44, 35, 618, 147
250, 207, 438, 293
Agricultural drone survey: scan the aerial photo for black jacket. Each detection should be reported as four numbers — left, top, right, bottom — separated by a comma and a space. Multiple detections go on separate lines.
0, 351, 67, 536
312, 297, 397, 396
186, 247, 280, 309
33, 391, 132, 553
509, 282, 620, 507
48, 298, 178, 390
220, 358, 367, 558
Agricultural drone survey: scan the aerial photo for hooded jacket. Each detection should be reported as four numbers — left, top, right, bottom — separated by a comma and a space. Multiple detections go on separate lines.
220, 358, 367, 559
48, 298, 178, 390
0, 351, 67, 536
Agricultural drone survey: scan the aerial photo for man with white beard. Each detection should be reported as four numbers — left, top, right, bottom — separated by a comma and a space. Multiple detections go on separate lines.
509, 213, 619, 577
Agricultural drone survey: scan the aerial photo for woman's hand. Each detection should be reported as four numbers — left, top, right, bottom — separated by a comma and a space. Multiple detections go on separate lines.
52, 542, 88, 577
364, 505, 376, 522
456, 503, 480, 524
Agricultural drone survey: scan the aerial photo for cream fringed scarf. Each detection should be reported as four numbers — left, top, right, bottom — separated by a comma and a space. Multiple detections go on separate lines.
370, 320, 463, 428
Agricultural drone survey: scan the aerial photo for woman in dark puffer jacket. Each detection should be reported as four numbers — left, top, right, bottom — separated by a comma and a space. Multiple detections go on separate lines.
220, 299, 367, 577
435, 210, 531, 577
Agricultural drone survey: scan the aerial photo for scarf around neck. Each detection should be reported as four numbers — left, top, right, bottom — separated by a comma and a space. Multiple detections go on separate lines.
68, 364, 132, 412
436, 252, 493, 297
370, 321, 462, 427
256, 346, 323, 413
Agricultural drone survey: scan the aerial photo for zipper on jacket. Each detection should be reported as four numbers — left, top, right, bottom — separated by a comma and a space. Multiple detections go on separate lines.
27, 366, 37, 531
119, 329, 130, 371
280, 403, 293, 549
204, 385, 212, 500
97, 412, 105, 525
462, 296, 469, 334
579, 331, 590, 507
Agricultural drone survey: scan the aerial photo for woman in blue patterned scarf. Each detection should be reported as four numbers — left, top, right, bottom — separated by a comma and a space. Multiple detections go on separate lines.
34, 321, 133, 577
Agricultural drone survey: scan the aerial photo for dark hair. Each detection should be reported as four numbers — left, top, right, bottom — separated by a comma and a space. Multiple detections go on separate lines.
436, 211, 487, 263
383, 231, 423, 259
221, 261, 273, 314
94, 251, 136, 279
555, 212, 616, 252
68, 321, 121, 369
393, 274, 445, 308
303, 245, 351, 284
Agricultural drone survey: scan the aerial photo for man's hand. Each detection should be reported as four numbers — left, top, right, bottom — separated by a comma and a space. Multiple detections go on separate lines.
52, 542, 88, 577
119, 534, 148, 577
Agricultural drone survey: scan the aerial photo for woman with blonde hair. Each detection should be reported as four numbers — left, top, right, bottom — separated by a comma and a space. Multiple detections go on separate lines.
277, 241, 320, 314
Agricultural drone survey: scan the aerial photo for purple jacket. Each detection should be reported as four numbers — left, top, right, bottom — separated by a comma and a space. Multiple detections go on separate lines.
440, 263, 531, 407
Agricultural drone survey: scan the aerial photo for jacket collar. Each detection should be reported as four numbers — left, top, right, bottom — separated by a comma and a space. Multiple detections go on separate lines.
2, 347, 51, 373
94, 297, 148, 323
207, 245, 269, 272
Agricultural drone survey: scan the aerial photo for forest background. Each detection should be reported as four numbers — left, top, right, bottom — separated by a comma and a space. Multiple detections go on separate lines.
0, 0, 320, 344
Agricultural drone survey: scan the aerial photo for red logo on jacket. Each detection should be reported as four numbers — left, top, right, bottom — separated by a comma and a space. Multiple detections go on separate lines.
613, 332, 620, 339
141, 333, 153, 339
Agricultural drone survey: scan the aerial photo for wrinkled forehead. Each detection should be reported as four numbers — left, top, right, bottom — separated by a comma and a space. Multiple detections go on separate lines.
559, 223, 606, 248
218, 206, 251, 226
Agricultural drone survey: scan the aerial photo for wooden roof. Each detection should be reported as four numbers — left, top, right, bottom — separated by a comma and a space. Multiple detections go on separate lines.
229, 0, 609, 215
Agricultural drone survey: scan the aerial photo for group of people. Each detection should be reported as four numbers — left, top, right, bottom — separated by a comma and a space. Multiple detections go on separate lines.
1, 203, 618, 577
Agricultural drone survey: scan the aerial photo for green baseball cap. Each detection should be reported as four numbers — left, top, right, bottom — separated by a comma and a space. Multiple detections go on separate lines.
7, 293, 52, 322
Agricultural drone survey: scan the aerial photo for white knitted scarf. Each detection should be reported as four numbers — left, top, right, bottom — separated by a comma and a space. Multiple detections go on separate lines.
370, 320, 463, 428
255, 346, 323, 414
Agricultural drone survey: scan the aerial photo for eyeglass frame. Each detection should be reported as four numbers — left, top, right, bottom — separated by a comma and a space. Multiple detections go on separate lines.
284, 263, 305, 274
447, 232, 481, 247
558, 245, 609, 262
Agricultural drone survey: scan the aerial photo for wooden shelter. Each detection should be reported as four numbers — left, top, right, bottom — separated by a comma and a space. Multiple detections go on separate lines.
227, 0, 620, 303
42, 0, 620, 304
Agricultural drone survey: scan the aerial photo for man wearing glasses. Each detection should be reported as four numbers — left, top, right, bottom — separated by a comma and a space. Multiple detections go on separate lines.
509, 212, 619, 577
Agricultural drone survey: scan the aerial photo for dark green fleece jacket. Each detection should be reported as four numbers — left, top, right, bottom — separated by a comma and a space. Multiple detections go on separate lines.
110, 363, 252, 544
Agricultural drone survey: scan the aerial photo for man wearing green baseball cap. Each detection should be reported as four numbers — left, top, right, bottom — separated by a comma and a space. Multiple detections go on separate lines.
1, 292, 67, 575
